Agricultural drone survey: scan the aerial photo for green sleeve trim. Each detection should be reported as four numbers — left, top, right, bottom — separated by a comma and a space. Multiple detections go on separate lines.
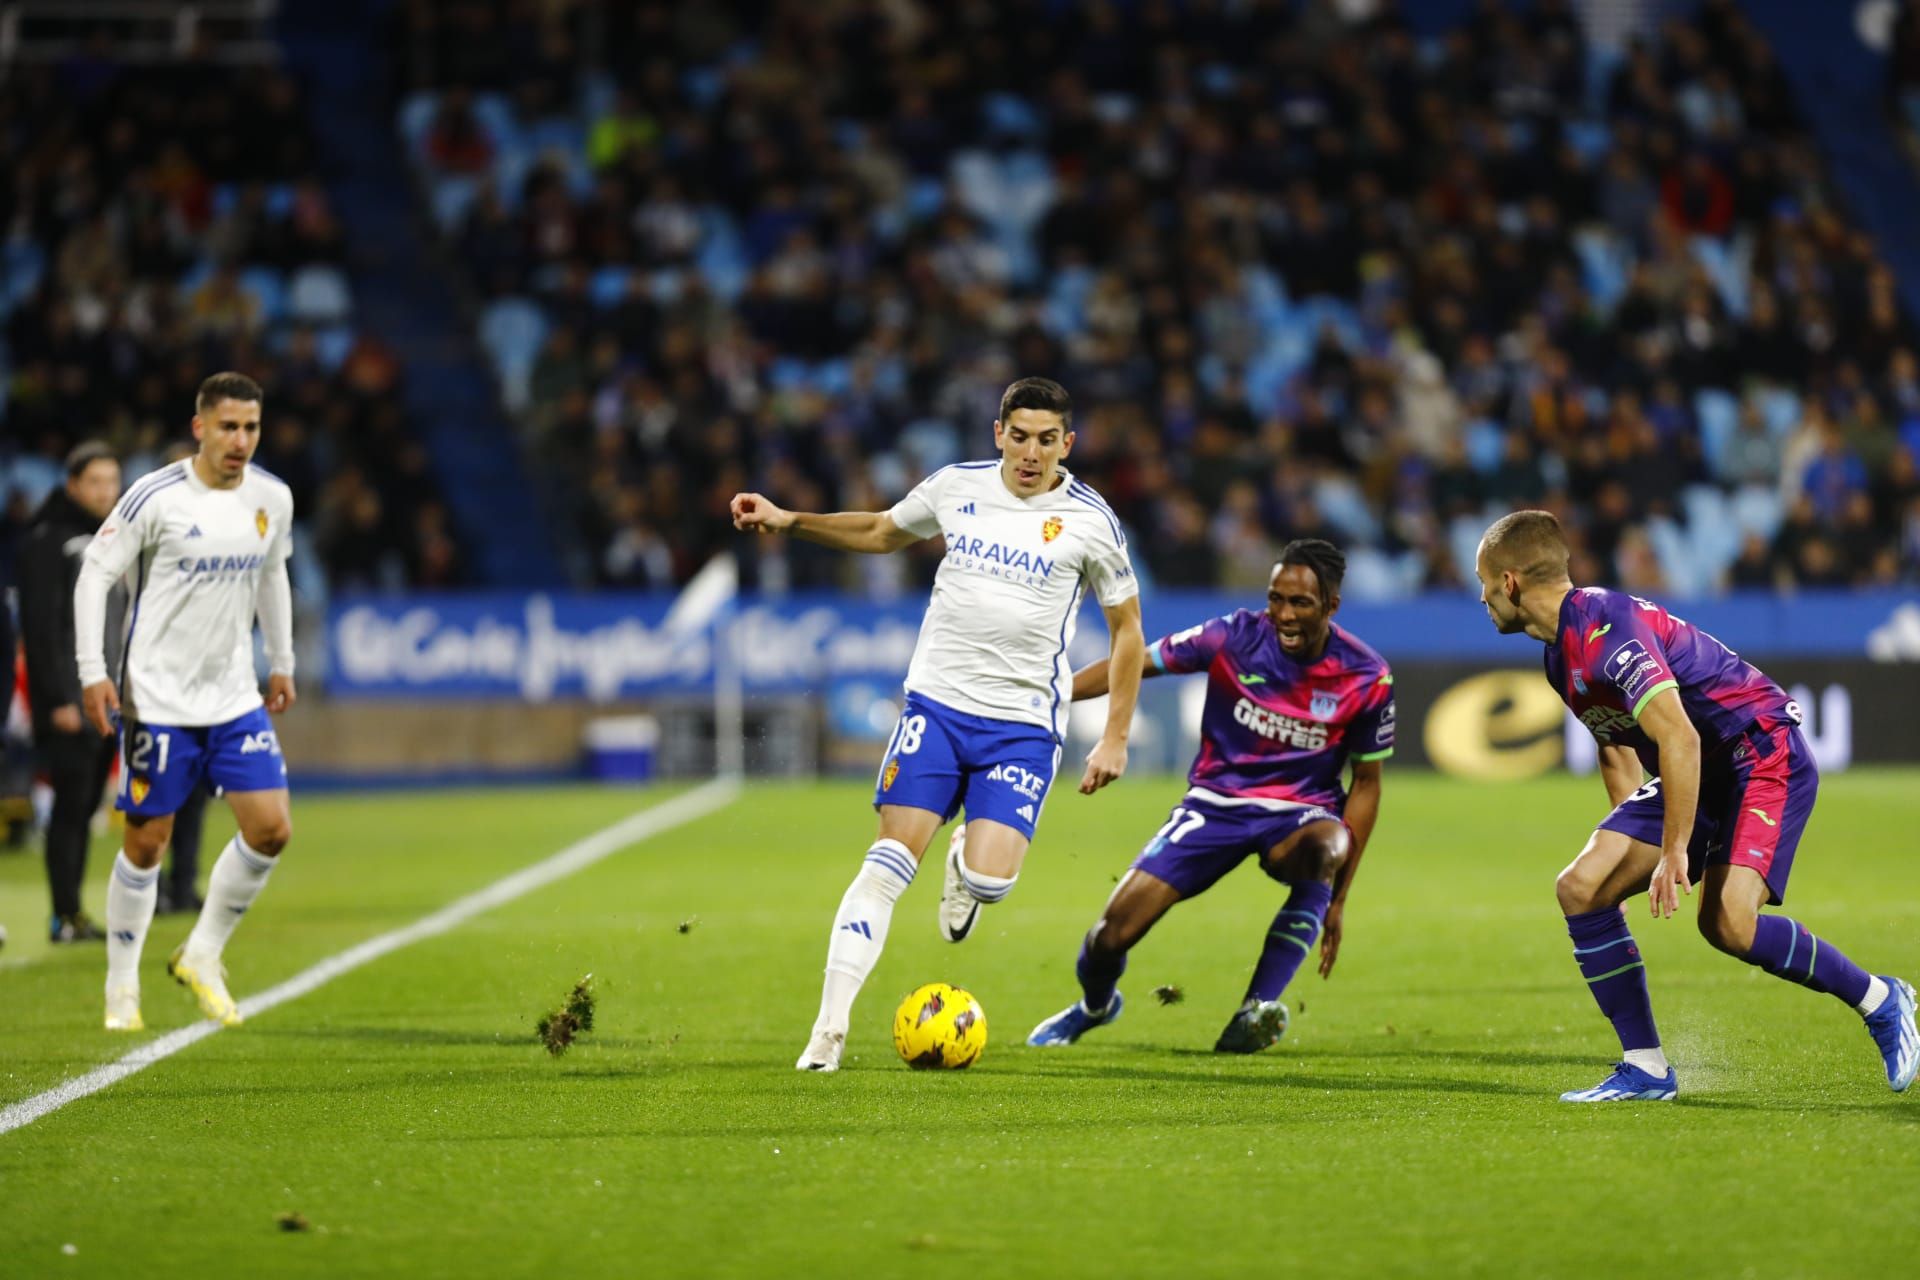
1630, 679, 1679, 720
1351, 748, 1394, 762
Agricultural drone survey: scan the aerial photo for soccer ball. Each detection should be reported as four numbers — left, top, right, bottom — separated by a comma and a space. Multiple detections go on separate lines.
892, 982, 988, 1069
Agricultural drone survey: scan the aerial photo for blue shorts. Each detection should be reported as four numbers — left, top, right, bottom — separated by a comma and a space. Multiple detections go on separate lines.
1597, 716, 1815, 905
117, 706, 288, 818
1129, 792, 1347, 898
872, 692, 1060, 841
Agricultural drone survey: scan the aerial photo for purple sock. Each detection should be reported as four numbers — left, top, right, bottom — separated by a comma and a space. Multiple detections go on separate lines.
1566, 907, 1661, 1052
1744, 915, 1872, 1007
1076, 929, 1126, 1014
1245, 880, 1333, 1003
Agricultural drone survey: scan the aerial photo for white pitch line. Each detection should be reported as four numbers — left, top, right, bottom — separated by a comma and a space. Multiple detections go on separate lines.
0, 778, 739, 1137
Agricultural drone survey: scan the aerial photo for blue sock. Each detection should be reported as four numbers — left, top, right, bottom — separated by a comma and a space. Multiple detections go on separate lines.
1566, 907, 1661, 1052
1744, 915, 1872, 1007
1245, 880, 1332, 1003
1076, 928, 1126, 1014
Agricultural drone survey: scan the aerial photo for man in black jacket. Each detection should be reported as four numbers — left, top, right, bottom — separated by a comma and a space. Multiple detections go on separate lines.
18, 443, 123, 942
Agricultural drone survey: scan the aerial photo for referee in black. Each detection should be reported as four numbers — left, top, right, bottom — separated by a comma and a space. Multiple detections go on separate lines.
18, 442, 123, 942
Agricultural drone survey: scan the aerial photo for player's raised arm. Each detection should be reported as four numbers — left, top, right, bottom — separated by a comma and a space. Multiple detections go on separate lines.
1079, 596, 1143, 793
729, 491, 921, 555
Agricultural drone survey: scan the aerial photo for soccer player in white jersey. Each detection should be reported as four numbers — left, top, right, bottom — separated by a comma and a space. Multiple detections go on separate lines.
75, 372, 298, 1032
731, 376, 1146, 1072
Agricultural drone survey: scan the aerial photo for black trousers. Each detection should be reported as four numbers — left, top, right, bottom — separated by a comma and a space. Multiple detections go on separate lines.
37, 730, 116, 919
167, 779, 209, 898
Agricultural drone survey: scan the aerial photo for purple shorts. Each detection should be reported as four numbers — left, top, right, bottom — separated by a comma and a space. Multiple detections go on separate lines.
1127, 792, 1347, 899
1597, 716, 1817, 905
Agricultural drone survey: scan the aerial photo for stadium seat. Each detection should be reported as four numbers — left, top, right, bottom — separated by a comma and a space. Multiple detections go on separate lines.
238, 267, 288, 324
1693, 388, 1741, 481
1465, 419, 1507, 474
479, 298, 549, 412
1759, 386, 1801, 439
430, 174, 483, 232
1574, 229, 1630, 310
288, 265, 354, 325
1732, 484, 1785, 542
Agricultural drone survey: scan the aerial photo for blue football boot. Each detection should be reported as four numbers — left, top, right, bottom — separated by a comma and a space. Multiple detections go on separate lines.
1026, 993, 1124, 1047
1864, 976, 1918, 1093
1560, 1061, 1678, 1102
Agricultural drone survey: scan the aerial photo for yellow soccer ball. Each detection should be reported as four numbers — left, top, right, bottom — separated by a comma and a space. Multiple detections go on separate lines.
892, 982, 988, 1069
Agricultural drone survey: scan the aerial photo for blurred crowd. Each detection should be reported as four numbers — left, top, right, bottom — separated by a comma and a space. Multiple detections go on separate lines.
0, 62, 463, 596
397, 0, 1920, 598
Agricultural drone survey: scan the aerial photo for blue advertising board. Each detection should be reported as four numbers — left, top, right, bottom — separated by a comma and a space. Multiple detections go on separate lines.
326, 589, 1920, 701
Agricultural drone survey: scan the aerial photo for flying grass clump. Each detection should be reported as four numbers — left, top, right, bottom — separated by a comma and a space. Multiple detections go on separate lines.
1152, 984, 1185, 1006
536, 974, 597, 1056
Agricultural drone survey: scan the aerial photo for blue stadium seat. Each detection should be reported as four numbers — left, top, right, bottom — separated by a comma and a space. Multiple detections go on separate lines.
1693, 388, 1740, 481
430, 174, 483, 232
238, 267, 287, 324
397, 91, 438, 160
479, 298, 548, 412
289, 265, 354, 325
1574, 229, 1630, 310
589, 266, 633, 309
1689, 233, 1750, 319
1759, 386, 1801, 439
1647, 515, 1704, 596
1732, 484, 1785, 542
312, 325, 356, 372
1, 239, 46, 314
982, 93, 1044, 141
1465, 418, 1507, 474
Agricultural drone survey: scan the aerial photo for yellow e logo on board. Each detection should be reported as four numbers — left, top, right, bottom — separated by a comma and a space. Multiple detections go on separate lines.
1423, 671, 1566, 780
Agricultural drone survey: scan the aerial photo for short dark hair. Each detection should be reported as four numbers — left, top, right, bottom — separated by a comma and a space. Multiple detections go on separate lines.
1480, 509, 1570, 585
196, 371, 264, 414
64, 440, 118, 479
998, 376, 1072, 429
1276, 538, 1346, 605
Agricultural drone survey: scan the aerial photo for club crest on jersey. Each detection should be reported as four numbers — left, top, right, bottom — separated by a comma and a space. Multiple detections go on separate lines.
255, 508, 269, 539
130, 777, 150, 806
881, 759, 900, 791
1041, 515, 1063, 543
1309, 691, 1339, 721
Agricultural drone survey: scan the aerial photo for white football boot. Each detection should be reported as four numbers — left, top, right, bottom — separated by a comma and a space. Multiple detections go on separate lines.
937, 824, 981, 943
795, 1027, 845, 1072
104, 980, 144, 1032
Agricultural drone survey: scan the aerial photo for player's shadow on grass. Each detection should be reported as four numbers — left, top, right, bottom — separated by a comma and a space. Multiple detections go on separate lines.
1002, 1059, 1541, 1099
1674, 1096, 1919, 1119
255, 1025, 651, 1051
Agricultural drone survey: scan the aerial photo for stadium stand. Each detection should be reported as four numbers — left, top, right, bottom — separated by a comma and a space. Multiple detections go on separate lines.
393, 0, 1920, 597
0, 59, 464, 596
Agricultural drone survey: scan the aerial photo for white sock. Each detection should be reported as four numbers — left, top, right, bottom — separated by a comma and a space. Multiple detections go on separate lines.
105, 852, 159, 987
1623, 1047, 1670, 1076
1858, 975, 1891, 1015
958, 861, 1017, 904
814, 840, 916, 1035
184, 835, 277, 959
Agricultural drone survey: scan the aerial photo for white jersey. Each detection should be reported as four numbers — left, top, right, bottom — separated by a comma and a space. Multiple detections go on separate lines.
76, 460, 295, 727
887, 462, 1138, 734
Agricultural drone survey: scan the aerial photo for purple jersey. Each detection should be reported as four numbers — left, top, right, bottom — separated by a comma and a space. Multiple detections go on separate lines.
1546, 587, 1792, 774
1151, 610, 1394, 808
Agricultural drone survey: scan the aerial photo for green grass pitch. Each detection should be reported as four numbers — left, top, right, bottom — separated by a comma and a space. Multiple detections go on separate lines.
2, 770, 1918, 1278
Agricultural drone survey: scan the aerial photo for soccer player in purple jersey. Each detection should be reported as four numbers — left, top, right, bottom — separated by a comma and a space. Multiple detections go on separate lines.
1025, 540, 1394, 1052
1476, 511, 1917, 1102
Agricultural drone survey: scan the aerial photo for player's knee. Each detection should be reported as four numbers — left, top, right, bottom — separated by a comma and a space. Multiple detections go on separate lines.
123, 820, 168, 867
1089, 912, 1143, 954
244, 815, 292, 856
1697, 903, 1754, 955
1554, 863, 1600, 914
1293, 830, 1348, 884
